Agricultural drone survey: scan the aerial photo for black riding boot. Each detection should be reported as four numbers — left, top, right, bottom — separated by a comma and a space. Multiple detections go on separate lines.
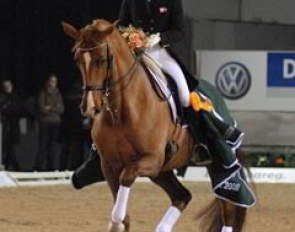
183, 107, 212, 165
72, 145, 105, 189
184, 107, 241, 168
207, 113, 245, 147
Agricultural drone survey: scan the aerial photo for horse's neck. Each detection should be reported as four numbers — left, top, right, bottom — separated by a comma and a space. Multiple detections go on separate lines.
108, 52, 157, 124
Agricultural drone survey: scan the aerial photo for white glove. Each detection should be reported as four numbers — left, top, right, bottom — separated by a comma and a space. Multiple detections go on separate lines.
146, 33, 161, 48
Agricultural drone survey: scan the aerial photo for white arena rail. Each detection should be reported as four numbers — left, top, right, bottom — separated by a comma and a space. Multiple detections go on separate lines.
1, 167, 295, 188
3, 171, 73, 187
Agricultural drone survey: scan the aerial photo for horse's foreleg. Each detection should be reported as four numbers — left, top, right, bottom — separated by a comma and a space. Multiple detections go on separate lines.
110, 185, 130, 224
151, 171, 192, 232
107, 186, 132, 232
109, 154, 163, 230
108, 185, 131, 232
104, 165, 130, 232
221, 226, 233, 232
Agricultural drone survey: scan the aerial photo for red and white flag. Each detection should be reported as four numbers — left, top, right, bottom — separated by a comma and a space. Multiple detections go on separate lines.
159, 7, 168, 13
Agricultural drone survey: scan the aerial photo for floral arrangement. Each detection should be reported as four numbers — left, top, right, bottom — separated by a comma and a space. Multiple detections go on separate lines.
119, 25, 148, 51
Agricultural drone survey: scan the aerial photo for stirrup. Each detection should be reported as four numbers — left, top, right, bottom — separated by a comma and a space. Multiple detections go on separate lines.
190, 144, 212, 166
176, 116, 188, 128
165, 141, 179, 159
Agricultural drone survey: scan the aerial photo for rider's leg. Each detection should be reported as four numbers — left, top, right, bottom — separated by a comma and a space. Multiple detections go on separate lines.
146, 45, 243, 146
190, 91, 245, 146
146, 45, 190, 107
147, 47, 243, 142
146, 46, 241, 167
207, 113, 245, 146
184, 106, 240, 168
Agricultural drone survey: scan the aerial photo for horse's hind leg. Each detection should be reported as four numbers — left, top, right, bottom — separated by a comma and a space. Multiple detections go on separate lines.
151, 171, 192, 232
220, 200, 247, 232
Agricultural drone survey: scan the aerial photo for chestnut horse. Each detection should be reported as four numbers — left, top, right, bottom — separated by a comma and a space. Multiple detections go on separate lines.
63, 19, 247, 232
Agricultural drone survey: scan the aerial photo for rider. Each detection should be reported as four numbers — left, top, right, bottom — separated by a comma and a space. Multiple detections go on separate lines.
118, 0, 244, 165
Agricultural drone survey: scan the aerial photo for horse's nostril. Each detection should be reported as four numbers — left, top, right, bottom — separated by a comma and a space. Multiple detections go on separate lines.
94, 108, 101, 114
80, 104, 86, 113
80, 104, 90, 116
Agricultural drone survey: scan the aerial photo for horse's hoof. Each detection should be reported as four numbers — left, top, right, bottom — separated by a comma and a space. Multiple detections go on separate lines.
107, 221, 125, 232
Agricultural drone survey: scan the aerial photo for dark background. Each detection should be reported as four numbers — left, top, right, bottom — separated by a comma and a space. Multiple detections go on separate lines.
0, 0, 122, 97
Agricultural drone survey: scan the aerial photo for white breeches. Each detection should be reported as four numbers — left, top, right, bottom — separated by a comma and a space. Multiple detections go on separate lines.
146, 45, 190, 107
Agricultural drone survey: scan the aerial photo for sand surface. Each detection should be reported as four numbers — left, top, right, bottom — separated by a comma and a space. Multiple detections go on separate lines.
0, 182, 294, 232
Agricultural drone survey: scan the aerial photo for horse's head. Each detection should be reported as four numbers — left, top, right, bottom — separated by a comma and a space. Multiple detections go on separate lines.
62, 19, 115, 118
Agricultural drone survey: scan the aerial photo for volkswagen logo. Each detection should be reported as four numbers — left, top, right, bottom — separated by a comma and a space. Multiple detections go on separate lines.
215, 62, 251, 100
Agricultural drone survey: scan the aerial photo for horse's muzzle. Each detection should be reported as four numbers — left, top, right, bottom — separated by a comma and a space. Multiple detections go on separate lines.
80, 104, 101, 118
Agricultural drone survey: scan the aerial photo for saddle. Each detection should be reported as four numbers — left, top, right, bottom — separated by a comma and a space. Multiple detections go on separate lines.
140, 54, 204, 162
140, 53, 183, 124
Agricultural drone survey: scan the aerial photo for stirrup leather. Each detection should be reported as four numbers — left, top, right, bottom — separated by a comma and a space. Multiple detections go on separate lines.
190, 143, 213, 166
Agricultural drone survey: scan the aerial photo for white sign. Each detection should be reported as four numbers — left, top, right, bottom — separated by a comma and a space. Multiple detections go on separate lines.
184, 167, 295, 184
0, 172, 17, 187
196, 50, 295, 112
250, 168, 295, 183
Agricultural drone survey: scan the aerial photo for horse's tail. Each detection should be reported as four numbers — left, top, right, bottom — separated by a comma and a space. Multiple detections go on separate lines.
196, 148, 252, 232
196, 198, 223, 232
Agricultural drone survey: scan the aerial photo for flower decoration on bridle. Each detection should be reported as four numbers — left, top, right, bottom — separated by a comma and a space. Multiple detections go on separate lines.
119, 25, 148, 51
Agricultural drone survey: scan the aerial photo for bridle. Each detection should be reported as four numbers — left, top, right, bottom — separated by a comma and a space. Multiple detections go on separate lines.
78, 42, 139, 95
76, 41, 139, 121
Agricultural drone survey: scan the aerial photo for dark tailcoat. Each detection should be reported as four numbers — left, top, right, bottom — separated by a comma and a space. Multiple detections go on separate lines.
118, 0, 185, 47
118, 0, 198, 90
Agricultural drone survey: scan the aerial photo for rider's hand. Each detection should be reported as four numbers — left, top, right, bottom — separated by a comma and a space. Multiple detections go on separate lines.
146, 33, 161, 48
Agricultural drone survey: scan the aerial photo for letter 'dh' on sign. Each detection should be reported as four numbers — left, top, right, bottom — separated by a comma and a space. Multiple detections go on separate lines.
283, 59, 295, 79
267, 53, 295, 87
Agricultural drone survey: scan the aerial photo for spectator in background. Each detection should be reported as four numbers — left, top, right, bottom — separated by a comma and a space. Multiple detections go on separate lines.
256, 153, 270, 167
34, 75, 64, 171
0, 80, 22, 171
274, 154, 286, 167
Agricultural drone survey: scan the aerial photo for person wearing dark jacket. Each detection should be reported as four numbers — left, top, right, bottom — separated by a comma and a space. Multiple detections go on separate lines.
119, 0, 193, 108
0, 80, 22, 171
118, 0, 245, 161
34, 75, 64, 171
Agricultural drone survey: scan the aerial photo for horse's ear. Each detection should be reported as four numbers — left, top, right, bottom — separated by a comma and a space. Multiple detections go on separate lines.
113, 20, 119, 27
102, 25, 114, 36
62, 22, 79, 40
